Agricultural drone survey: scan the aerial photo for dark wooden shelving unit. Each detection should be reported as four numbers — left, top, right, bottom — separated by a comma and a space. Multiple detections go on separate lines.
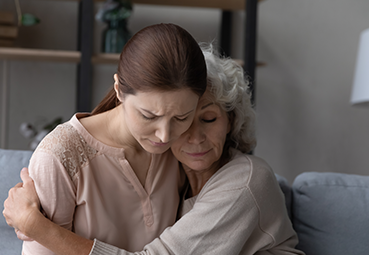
0, 0, 259, 111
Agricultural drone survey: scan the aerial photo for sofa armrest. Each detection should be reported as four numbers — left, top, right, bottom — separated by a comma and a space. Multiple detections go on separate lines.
292, 172, 369, 255
0, 149, 33, 254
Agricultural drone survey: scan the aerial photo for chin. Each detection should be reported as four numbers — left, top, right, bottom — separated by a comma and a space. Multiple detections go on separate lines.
186, 162, 211, 171
145, 145, 171, 155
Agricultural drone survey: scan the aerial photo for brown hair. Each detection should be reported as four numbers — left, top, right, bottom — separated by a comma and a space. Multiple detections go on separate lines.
92, 23, 207, 115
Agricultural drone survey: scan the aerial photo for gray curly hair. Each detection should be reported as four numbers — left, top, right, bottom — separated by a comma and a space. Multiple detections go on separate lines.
201, 44, 256, 155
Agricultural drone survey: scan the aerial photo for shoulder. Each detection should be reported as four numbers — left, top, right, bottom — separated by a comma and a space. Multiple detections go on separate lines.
227, 151, 281, 199
36, 122, 97, 156
37, 122, 80, 150
34, 122, 98, 179
203, 150, 274, 192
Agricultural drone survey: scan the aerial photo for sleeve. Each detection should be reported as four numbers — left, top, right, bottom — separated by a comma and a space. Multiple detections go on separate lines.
22, 150, 77, 255
150, 187, 259, 255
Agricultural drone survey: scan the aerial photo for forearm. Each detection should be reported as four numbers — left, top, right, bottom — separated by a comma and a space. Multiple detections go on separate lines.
89, 189, 251, 255
24, 210, 93, 255
91, 238, 169, 255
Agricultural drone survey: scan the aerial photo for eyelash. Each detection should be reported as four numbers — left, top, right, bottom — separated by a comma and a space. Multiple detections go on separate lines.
176, 117, 188, 122
142, 115, 155, 121
203, 118, 216, 123
142, 115, 188, 122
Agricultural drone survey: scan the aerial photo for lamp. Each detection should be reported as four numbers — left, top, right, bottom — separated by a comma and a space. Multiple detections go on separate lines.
351, 28, 369, 107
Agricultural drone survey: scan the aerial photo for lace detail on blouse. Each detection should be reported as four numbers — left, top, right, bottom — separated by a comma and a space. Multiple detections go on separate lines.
36, 123, 98, 180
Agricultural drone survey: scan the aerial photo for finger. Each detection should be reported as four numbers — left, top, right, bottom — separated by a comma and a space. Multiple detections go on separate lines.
7, 185, 21, 200
14, 182, 23, 188
15, 229, 34, 241
7, 183, 23, 199
3, 207, 13, 227
20, 168, 34, 185
2, 208, 8, 222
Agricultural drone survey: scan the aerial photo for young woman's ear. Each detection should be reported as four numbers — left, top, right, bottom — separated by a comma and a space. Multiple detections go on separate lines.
113, 74, 123, 102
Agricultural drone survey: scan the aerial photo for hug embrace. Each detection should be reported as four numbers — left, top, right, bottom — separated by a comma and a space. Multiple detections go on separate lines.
3, 23, 304, 255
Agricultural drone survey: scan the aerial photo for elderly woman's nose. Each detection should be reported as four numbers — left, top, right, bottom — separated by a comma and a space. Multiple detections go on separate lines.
187, 122, 205, 144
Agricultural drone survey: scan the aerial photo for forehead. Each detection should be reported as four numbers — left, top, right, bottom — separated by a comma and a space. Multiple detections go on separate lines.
127, 89, 199, 114
197, 90, 217, 108
196, 89, 228, 117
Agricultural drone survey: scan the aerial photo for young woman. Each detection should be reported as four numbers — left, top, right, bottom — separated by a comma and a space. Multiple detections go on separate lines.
4, 46, 304, 254
4, 23, 207, 254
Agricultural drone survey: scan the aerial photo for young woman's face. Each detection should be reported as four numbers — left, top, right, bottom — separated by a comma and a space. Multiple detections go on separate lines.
171, 90, 231, 172
122, 89, 199, 154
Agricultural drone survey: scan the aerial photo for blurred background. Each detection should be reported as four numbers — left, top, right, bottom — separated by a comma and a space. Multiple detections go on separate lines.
0, 0, 368, 183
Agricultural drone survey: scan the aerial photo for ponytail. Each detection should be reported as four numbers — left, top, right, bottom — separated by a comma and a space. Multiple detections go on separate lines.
91, 87, 121, 115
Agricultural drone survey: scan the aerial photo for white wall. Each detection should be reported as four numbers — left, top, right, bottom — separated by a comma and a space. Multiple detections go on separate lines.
0, 1, 78, 149
254, 0, 369, 182
1, 0, 368, 182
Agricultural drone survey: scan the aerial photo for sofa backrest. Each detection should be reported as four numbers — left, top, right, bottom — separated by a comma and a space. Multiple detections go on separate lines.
292, 172, 369, 255
0, 149, 33, 254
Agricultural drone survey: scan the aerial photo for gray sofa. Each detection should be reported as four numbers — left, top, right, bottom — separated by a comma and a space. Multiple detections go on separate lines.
1, 148, 369, 255
1, 149, 33, 254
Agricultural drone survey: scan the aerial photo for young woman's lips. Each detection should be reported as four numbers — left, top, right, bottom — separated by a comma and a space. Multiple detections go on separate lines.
185, 149, 211, 158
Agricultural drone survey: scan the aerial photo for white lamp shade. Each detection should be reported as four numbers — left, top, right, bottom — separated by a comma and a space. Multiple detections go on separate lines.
351, 28, 369, 107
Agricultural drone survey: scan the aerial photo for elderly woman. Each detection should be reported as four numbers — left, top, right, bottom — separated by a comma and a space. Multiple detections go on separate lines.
4, 46, 304, 255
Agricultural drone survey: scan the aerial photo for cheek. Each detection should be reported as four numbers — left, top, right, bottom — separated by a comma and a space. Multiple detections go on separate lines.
171, 121, 192, 139
214, 122, 230, 149
126, 113, 151, 136
171, 136, 186, 156
136, 124, 156, 137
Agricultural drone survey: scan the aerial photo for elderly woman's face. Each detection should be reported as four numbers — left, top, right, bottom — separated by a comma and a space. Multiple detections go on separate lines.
171, 90, 230, 171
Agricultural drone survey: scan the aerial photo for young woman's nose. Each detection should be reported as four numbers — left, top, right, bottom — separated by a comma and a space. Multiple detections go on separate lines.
155, 121, 171, 143
187, 121, 205, 144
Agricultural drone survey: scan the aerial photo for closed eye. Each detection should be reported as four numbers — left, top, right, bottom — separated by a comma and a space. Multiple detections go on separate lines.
202, 118, 216, 123
142, 114, 156, 121
176, 117, 188, 122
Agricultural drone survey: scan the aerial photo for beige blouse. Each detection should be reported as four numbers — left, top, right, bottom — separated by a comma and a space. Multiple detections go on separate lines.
23, 113, 184, 255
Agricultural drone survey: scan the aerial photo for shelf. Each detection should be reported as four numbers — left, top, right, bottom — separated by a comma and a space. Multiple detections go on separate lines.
38, 0, 80, 2
0, 47, 80, 63
94, 0, 245, 11
38, 0, 265, 11
41, 0, 258, 11
92, 53, 120, 65
91, 53, 267, 68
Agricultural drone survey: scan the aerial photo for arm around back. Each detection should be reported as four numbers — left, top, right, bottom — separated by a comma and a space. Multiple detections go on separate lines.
90, 151, 304, 255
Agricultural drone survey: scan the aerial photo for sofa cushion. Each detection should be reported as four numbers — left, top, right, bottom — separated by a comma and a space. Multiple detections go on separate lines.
0, 149, 33, 254
292, 172, 369, 255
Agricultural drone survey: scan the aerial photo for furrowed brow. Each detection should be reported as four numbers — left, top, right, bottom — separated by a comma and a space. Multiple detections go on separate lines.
141, 109, 162, 117
176, 109, 195, 118
140, 108, 195, 117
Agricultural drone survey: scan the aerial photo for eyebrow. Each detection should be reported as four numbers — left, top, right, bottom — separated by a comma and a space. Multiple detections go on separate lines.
140, 108, 195, 117
201, 102, 214, 110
